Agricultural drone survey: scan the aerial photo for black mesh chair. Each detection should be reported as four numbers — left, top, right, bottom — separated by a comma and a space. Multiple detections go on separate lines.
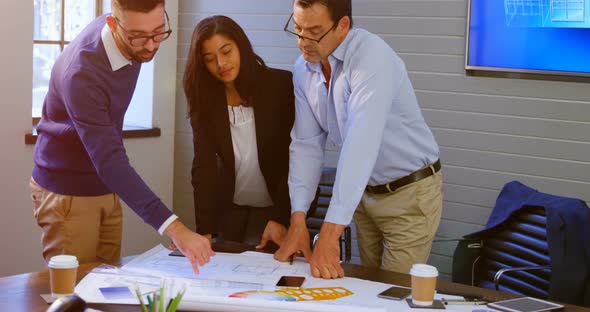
452, 205, 551, 298
444, 181, 590, 306
306, 167, 352, 263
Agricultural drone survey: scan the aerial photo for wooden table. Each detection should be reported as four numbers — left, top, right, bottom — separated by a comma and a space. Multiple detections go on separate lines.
2, 240, 588, 311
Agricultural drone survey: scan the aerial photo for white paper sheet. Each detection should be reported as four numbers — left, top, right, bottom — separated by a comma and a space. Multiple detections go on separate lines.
76, 271, 482, 312
121, 245, 310, 286
177, 296, 386, 312
302, 277, 484, 312
75, 272, 386, 311
75, 245, 494, 312
75, 272, 269, 303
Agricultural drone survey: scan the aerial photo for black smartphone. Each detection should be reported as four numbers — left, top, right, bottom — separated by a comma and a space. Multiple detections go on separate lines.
168, 249, 184, 257
276, 276, 306, 288
377, 286, 412, 300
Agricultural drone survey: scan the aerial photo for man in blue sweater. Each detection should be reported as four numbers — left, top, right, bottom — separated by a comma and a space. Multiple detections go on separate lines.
30, 0, 214, 274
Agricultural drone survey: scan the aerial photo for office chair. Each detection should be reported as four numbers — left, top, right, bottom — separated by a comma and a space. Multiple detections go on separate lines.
451, 181, 590, 306
453, 205, 551, 298
306, 167, 352, 263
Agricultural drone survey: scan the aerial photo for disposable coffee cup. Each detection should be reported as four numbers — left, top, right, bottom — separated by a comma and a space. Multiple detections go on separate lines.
410, 263, 438, 306
48, 255, 79, 298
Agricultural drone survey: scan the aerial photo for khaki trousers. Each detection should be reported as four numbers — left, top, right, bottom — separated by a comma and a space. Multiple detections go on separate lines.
30, 178, 122, 264
353, 171, 443, 274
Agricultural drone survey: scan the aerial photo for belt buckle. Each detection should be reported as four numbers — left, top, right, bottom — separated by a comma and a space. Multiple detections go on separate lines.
385, 183, 395, 193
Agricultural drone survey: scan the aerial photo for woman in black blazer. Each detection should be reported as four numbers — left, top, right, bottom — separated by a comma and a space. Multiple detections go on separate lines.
183, 16, 294, 248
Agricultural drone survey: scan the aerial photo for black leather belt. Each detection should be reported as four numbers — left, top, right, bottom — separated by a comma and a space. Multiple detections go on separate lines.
366, 159, 441, 194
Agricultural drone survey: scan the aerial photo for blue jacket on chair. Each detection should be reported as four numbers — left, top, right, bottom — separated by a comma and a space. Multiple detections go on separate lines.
466, 181, 590, 306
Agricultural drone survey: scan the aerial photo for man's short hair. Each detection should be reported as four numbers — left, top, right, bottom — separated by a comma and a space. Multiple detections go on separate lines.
112, 0, 165, 14
295, 0, 353, 28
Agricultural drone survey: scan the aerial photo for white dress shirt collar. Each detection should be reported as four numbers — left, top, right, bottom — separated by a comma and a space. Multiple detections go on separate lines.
101, 23, 132, 71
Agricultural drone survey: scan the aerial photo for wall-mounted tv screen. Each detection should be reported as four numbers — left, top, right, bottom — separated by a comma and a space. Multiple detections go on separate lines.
466, 0, 590, 77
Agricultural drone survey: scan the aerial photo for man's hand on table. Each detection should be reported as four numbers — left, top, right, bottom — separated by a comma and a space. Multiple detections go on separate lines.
309, 222, 345, 279
164, 219, 215, 274
274, 212, 312, 262
256, 220, 287, 249
168, 234, 212, 251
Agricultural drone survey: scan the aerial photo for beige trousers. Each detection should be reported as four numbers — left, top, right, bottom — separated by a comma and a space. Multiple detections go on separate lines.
30, 178, 122, 264
353, 171, 443, 274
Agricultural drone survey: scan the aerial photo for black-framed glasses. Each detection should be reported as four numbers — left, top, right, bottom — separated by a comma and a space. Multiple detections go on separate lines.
283, 13, 337, 44
114, 11, 173, 47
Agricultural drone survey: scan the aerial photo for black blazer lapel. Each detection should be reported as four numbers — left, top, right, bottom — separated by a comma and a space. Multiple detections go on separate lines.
253, 70, 281, 176
253, 82, 270, 158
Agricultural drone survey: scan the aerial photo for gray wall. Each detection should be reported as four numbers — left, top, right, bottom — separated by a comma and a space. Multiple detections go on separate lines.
173, 0, 590, 280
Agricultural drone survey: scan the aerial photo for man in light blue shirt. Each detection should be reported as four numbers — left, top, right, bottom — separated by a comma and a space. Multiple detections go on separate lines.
275, 0, 443, 278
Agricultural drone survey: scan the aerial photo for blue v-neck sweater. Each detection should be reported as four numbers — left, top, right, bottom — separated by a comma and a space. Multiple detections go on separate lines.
32, 16, 172, 230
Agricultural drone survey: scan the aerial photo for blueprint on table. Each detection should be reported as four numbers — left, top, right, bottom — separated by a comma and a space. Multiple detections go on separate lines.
120, 245, 310, 286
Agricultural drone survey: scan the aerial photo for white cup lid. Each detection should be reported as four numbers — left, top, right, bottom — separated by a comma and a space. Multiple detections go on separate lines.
410, 264, 438, 277
48, 255, 79, 269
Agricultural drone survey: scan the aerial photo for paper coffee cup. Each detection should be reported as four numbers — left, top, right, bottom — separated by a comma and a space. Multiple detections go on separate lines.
48, 255, 79, 298
410, 264, 438, 306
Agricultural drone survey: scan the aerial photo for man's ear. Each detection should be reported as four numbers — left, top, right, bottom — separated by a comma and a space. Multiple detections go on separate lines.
106, 15, 118, 33
338, 16, 350, 32
335, 16, 350, 41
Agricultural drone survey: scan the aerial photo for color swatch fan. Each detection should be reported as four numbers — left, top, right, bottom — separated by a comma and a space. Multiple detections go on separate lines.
230, 287, 352, 302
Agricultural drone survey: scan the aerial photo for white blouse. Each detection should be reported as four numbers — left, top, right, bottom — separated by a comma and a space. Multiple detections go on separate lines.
227, 105, 273, 207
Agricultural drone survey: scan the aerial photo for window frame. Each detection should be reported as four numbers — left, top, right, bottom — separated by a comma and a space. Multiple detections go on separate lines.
33, 0, 104, 51
27, 0, 160, 145
32, 0, 105, 121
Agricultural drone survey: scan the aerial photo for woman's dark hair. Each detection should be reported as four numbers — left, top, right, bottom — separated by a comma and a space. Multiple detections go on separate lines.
295, 0, 353, 28
183, 15, 267, 119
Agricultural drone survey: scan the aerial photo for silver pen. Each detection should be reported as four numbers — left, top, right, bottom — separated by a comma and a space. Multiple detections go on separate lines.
441, 298, 488, 305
